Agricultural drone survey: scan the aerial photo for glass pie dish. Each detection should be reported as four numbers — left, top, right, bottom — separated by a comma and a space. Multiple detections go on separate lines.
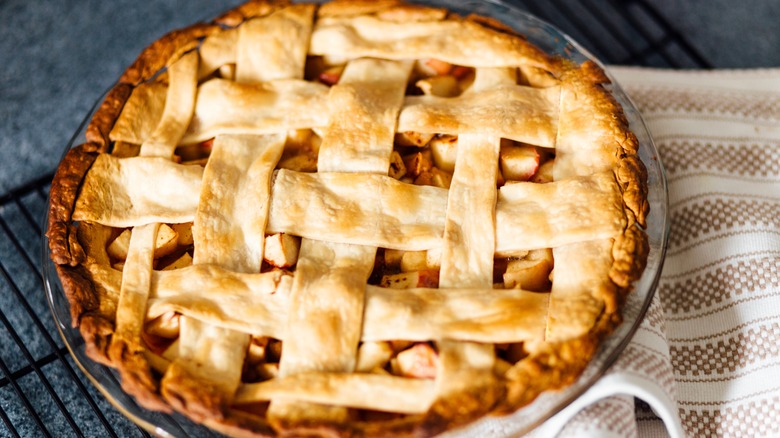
42, 0, 669, 436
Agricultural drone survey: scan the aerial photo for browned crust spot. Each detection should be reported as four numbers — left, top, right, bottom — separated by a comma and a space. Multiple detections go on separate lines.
618, 155, 650, 228
119, 23, 221, 86
421, 378, 504, 435
465, 12, 525, 37
55, 264, 99, 326
47, 143, 99, 266
214, 0, 291, 27
86, 83, 133, 150
109, 337, 172, 413
79, 313, 115, 365
205, 410, 277, 438
161, 362, 230, 423
317, 0, 406, 18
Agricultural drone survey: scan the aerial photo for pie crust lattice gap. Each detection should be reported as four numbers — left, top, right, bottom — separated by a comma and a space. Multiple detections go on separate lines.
46, 1, 649, 436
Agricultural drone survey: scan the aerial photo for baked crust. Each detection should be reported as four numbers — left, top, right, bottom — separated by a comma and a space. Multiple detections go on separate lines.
214, 0, 290, 27
119, 23, 221, 86
46, 1, 650, 436
85, 83, 133, 149
47, 143, 100, 266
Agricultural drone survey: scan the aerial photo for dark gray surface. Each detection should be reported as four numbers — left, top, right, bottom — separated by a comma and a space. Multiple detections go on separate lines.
645, 0, 780, 68
0, 1, 778, 437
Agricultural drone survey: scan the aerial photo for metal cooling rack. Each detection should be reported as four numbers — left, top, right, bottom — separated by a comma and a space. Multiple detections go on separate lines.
0, 1, 711, 436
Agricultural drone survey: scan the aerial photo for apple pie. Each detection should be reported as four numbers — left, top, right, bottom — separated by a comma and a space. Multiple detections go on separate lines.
47, 0, 649, 436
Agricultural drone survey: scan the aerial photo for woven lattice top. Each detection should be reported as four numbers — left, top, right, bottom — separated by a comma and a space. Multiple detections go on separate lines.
47, 1, 649, 436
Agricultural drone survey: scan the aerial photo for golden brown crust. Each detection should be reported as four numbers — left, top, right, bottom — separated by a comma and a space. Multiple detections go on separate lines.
611, 224, 650, 290
465, 12, 526, 37
47, 1, 651, 436
119, 23, 221, 86
317, 0, 406, 18
205, 411, 277, 438
422, 380, 504, 434
500, 334, 599, 413
617, 154, 650, 228
79, 313, 115, 365
108, 338, 172, 413
214, 0, 290, 27
85, 83, 133, 149
161, 362, 231, 422
55, 264, 99, 325
47, 143, 99, 266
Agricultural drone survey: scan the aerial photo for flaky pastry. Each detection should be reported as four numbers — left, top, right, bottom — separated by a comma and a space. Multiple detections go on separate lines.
47, 1, 649, 436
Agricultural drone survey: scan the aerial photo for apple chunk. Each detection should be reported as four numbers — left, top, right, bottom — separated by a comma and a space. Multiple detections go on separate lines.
500, 143, 540, 181
380, 270, 439, 289
356, 341, 394, 373
160, 252, 193, 271
388, 151, 407, 180
532, 159, 555, 183
393, 344, 438, 379
403, 150, 434, 177
263, 233, 300, 268
171, 222, 193, 246
416, 75, 460, 97
502, 249, 553, 291
108, 224, 178, 260
396, 131, 435, 148
429, 135, 457, 172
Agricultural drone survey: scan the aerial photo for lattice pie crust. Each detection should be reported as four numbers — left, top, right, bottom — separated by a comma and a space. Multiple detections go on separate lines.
47, 1, 649, 436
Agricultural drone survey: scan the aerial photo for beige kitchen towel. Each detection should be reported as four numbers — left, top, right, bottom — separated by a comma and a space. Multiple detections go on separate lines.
615, 67, 779, 437
557, 67, 780, 438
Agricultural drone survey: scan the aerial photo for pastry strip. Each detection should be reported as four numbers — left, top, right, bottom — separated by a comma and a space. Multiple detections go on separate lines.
270, 58, 411, 424
276, 240, 374, 374
72, 155, 203, 227
108, 82, 168, 145
162, 134, 285, 420
192, 133, 286, 271
73, 161, 623, 252
545, 67, 632, 341
438, 67, 518, 288
197, 28, 238, 79
494, 171, 626, 253
438, 132, 500, 288
140, 50, 199, 158
146, 279, 548, 344
310, 15, 552, 69
109, 79, 330, 146
547, 239, 612, 341
397, 85, 560, 147
147, 267, 291, 339
318, 58, 413, 173
267, 170, 448, 250
435, 339, 501, 412
182, 79, 330, 144
270, 241, 375, 423
236, 373, 436, 414
236, 5, 315, 83
362, 285, 548, 343
106, 223, 170, 411
553, 65, 627, 179
434, 68, 516, 414
161, 316, 250, 421
112, 223, 159, 345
